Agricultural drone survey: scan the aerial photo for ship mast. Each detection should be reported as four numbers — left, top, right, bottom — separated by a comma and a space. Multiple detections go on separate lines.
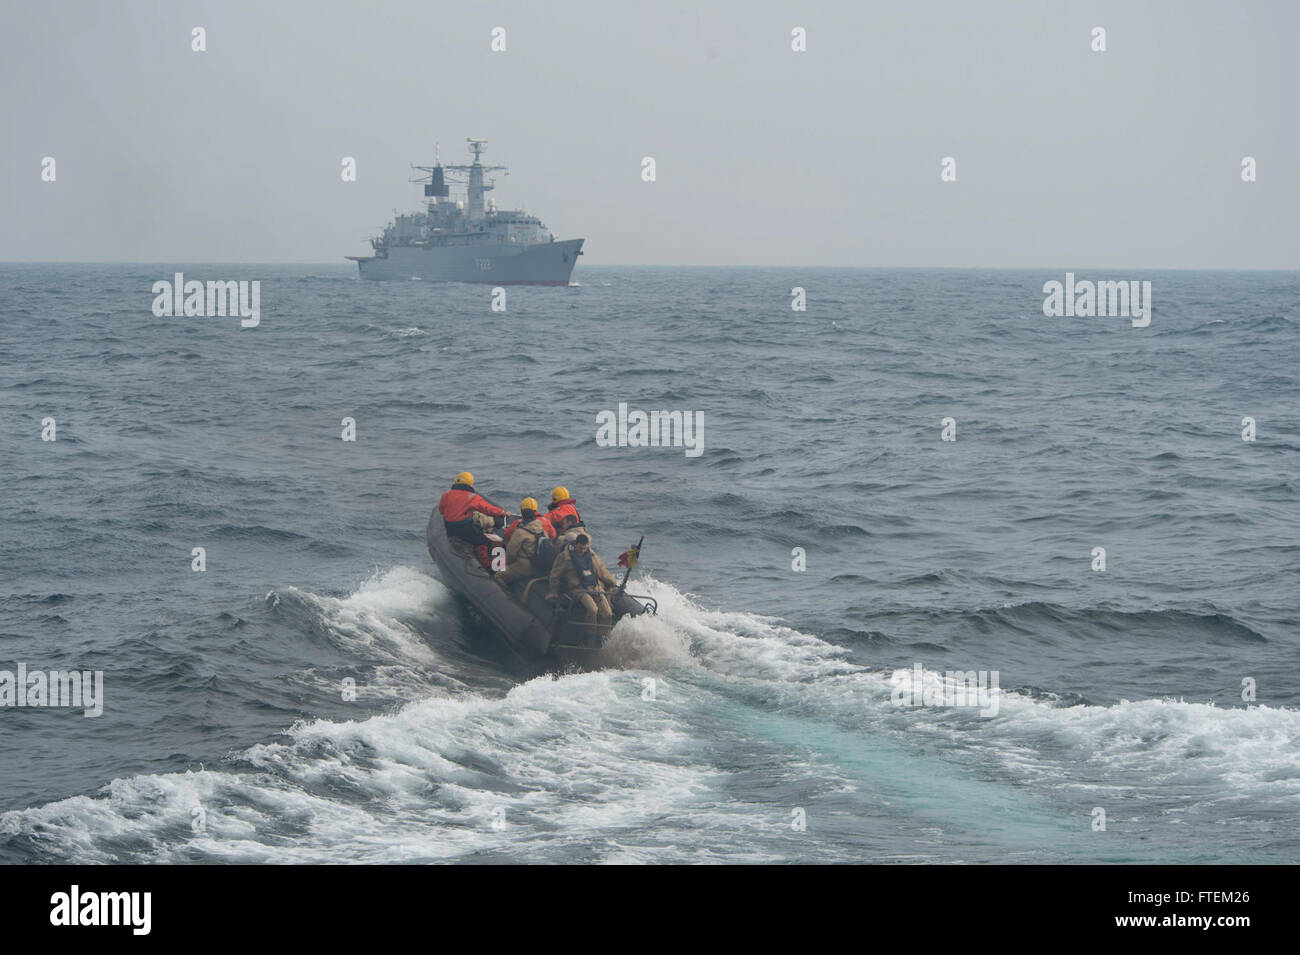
461, 139, 508, 221
410, 138, 508, 221
410, 138, 506, 220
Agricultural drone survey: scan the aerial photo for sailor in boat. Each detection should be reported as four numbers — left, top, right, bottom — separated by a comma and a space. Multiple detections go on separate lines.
497, 497, 556, 588
542, 486, 589, 543
437, 471, 507, 569
546, 532, 618, 634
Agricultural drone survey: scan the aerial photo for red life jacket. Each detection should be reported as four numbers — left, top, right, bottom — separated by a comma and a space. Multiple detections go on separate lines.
438, 484, 505, 523
543, 500, 580, 534
505, 516, 556, 543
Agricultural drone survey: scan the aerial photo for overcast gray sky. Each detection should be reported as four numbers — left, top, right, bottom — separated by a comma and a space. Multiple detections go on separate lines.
3, 0, 1297, 268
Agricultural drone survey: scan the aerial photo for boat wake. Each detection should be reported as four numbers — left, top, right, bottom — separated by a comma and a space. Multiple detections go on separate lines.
596, 611, 694, 669
1, 567, 1296, 864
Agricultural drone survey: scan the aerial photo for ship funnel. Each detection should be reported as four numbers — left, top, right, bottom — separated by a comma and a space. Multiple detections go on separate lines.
424, 165, 449, 198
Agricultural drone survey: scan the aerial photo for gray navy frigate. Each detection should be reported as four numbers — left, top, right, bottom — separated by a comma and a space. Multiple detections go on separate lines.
348, 138, 583, 284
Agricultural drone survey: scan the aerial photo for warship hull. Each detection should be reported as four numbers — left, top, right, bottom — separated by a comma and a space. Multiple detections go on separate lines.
351, 238, 583, 284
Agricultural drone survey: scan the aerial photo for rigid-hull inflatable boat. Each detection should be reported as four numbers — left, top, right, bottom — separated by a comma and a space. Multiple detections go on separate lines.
425, 504, 656, 664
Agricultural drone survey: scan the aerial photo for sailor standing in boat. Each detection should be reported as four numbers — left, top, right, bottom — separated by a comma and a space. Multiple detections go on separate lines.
547, 532, 617, 632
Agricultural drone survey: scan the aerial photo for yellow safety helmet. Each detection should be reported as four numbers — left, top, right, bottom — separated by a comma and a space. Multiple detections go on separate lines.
455, 471, 474, 487
551, 486, 570, 503
520, 497, 539, 513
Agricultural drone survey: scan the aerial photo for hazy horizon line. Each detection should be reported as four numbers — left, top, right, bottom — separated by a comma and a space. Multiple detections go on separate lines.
4, 261, 1298, 273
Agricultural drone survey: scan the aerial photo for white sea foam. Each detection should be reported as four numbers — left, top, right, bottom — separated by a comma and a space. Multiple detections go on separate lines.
596, 611, 694, 669
283, 565, 451, 665
636, 577, 1300, 804
4, 571, 1296, 863
640, 575, 857, 682
1, 669, 722, 863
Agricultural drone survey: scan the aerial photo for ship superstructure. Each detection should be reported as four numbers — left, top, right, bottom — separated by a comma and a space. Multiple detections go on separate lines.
347, 139, 583, 284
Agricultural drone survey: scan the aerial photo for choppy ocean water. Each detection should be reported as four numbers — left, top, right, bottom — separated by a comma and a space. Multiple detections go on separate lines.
0, 263, 1297, 863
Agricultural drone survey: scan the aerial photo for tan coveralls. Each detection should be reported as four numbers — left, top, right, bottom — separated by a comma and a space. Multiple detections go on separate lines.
498, 517, 548, 587
549, 545, 617, 629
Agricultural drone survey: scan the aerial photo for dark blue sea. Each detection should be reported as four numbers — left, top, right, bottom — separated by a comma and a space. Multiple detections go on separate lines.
1, 263, 1297, 863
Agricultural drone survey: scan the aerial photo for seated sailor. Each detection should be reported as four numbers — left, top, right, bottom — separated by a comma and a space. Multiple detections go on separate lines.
546, 532, 617, 632
437, 471, 506, 568
543, 486, 588, 543
503, 498, 557, 545
498, 497, 553, 588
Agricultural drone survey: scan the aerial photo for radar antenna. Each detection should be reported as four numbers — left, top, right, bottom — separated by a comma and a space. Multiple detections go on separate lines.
409, 139, 509, 220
